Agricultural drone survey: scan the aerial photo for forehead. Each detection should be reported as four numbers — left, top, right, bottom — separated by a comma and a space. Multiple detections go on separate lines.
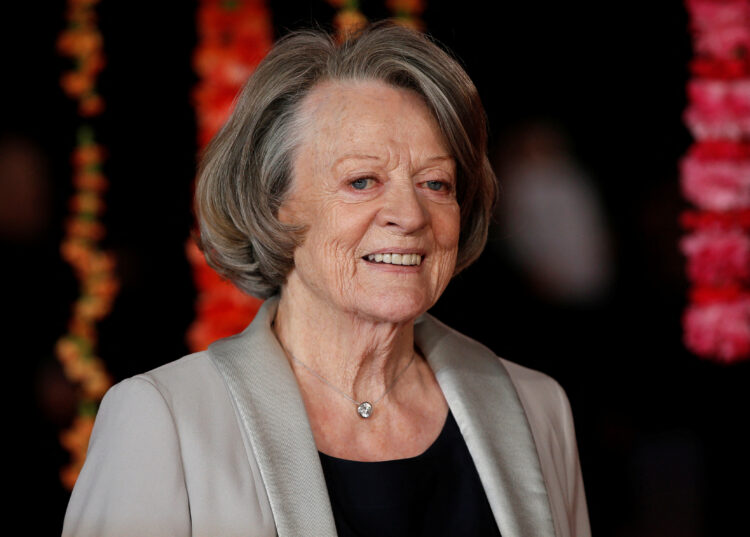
295, 80, 449, 160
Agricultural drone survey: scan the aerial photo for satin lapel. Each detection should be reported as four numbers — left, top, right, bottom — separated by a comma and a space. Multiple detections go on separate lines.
416, 314, 556, 537
208, 297, 338, 537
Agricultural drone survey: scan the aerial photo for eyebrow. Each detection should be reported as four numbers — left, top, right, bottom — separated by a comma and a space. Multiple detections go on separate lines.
424, 155, 454, 163
332, 153, 454, 168
331, 153, 382, 168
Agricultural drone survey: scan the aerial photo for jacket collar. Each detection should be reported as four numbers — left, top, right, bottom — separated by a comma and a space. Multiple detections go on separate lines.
414, 313, 556, 536
209, 297, 555, 537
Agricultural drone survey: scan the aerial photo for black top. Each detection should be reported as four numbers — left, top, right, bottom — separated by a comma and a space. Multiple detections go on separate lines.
318, 410, 502, 537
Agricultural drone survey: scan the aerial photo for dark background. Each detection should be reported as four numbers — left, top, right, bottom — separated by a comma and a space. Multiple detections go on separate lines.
3, 1, 748, 535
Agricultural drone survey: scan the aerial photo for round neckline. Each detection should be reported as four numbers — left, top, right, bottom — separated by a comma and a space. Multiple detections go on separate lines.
318, 409, 453, 464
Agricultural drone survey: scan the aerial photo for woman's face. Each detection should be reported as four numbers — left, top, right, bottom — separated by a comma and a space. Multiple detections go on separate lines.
280, 80, 460, 324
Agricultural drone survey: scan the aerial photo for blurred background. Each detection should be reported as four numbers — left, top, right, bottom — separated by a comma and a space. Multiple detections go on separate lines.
3, 0, 748, 535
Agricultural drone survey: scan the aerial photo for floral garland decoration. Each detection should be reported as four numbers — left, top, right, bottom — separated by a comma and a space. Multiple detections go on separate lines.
386, 0, 425, 31
326, 0, 368, 41
326, 0, 426, 43
55, 0, 119, 489
680, 0, 750, 363
186, 0, 272, 352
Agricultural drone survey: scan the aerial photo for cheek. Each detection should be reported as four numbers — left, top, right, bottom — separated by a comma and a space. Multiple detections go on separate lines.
297, 208, 361, 284
435, 205, 461, 253
431, 247, 458, 285
431, 206, 461, 282
305, 202, 360, 253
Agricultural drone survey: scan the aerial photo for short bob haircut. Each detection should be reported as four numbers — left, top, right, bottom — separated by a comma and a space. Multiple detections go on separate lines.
196, 21, 497, 298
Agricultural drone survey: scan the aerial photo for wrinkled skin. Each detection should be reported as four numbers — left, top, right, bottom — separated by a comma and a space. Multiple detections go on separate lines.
274, 80, 458, 459
280, 80, 460, 325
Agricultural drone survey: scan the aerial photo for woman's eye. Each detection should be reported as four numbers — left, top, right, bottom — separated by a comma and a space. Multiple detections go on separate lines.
425, 180, 449, 192
350, 177, 375, 190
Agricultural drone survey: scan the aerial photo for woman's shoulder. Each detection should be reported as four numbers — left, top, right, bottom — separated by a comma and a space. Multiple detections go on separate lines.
132, 350, 221, 398
418, 313, 564, 388
96, 350, 238, 442
91, 349, 246, 466
418, 313, 571, 423
498, 360, 589, 537
64, 350, 275, 537
500, 358, 566, 401
91, 352, 224, 420
100, 350, 243, 441
499, 357, 573, 435
90, 352, 220, 429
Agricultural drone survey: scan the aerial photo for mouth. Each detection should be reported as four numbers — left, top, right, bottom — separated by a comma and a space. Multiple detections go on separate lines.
362, 252, 424, 266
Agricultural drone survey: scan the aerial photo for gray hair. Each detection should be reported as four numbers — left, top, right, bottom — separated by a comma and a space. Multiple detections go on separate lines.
196, 21, 497, 298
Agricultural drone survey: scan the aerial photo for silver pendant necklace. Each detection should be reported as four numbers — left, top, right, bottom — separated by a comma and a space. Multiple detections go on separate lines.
285, 349, 417, 419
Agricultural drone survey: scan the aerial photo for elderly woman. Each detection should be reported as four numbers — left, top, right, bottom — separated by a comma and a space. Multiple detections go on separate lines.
63, 22, 589, 537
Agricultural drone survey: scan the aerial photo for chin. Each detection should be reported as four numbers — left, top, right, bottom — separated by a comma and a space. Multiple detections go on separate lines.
350, 288, 433, 325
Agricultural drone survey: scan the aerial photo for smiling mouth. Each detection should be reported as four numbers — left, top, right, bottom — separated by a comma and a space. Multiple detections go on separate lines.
363, 253, 423, 266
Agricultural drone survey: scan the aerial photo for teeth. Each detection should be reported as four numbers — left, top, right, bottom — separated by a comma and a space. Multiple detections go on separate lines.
365, 253, 422, 266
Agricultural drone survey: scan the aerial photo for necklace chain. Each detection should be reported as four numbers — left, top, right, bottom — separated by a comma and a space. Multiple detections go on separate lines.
284, 348, 417, 418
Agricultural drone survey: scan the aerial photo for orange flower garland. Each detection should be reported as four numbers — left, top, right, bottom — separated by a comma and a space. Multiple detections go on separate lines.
192, 0, 274, 147
327, 0, 426, 39
326, 0, 368, 41
55, 0, 118, 490
57, 0, 106, 117
386, 0, 425, 31
186, 0, 272, 352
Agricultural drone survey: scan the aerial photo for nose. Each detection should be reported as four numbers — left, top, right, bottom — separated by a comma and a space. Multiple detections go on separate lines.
375, 178, 429, 234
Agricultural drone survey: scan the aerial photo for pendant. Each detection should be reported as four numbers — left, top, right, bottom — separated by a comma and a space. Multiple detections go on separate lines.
357, 401, 373, 418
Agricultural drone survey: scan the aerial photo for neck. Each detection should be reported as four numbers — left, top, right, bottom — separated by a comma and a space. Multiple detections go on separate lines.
273, 278, 417, 403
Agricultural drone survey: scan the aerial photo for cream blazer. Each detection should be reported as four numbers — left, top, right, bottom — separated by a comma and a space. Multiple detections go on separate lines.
62, 297, 590, 537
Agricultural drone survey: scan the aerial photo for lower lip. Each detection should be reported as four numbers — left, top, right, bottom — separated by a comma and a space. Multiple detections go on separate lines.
362, 259, 423, 273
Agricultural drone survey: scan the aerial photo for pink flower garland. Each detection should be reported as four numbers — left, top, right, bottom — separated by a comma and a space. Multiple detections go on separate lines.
681, 228, 750, 285
681, 142, 750, 210
685, 79, 750, 140
681, 0, 750, 363
186, 0, 271, 352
